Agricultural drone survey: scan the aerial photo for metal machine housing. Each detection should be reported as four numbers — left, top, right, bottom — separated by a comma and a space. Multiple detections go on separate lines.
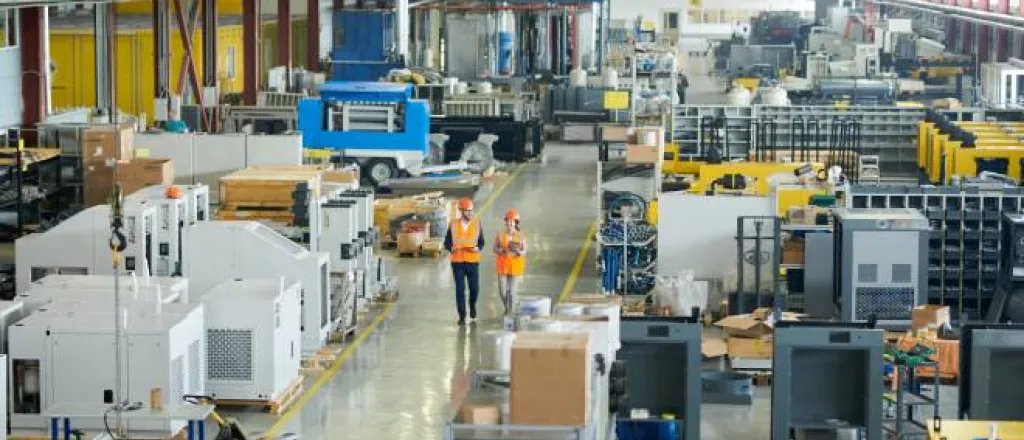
8, 302, 205, 434
833, 208, 929, 326
201, 279, 302, 401
182, 221, 331, 355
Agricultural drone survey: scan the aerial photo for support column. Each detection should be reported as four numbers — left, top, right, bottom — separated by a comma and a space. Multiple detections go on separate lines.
154, 0, 171, 117
19, 7, 47, 134
945, 0, 957, 50
203, 0, 218, 90
959, 0, 971, 55
307, 0, 320, 71
95, 3, 115, 113
277, 0, 292, 79
396, 0, 409, 62
172, 0, 208, 128
978, 0, 990, 62
996, 0, 1007, 61
243, 0, 261, 105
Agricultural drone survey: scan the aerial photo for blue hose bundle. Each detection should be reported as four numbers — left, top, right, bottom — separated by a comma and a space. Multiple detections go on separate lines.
607, 192, 647, 220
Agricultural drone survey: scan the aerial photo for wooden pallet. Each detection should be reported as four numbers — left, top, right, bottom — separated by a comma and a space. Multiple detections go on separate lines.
328, 325, 357, 343
219, 166, 326, 206
217, 208, 296, 225
300, 343, 347, 372
216, 376, 304, 415
374, 289, 400, 303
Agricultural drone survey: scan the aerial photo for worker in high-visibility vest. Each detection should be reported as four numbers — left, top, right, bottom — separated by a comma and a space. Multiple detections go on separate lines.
444, 198, 485, 325
494, 209, 526, 315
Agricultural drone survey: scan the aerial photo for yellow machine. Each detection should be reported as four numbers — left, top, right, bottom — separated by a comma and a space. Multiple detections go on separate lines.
662, 143, 702, 175
684, 161, 826, 196
927, 420, 1024, 440
919, 120, 1024, 184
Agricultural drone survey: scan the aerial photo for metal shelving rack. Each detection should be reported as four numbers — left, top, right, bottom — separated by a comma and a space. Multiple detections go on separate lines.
882, 359, 940, 439
629, 46, 677, 129
848, 184, 1024, 320
0, 131, 69, 241
671, 104, 931, 177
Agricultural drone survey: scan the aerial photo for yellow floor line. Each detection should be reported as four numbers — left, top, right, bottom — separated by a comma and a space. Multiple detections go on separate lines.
477, 163, 526, 214
557, 219, 599, 304
261, 164, 528, 438
261, 302, 396, 439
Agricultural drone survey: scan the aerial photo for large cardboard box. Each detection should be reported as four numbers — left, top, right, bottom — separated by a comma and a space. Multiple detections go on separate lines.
911, 305, 950, 331
396, 230, 426, 254
83, 161, 116, 207
460, 403, 501, 425
510, 332, 591, 426
626, 144, 661, 164
82, 125, 134, 163
727, 336, 773, 359
702, 337, 728, 358
120, 158, 174, 187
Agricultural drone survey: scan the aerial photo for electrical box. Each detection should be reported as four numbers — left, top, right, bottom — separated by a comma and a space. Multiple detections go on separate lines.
8, 302, 205, 434
833, 208, 929, 326
126, 191, 186, 277
321, 200, 361, 273
183, 221, 331, 355
201, 278, 301, 401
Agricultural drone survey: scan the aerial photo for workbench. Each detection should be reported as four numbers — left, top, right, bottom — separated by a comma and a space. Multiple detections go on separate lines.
928, 420, 1024, 440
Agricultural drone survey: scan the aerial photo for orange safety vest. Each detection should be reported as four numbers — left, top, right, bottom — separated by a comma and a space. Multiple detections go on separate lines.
495, 231, 525, 276
450, 219, 481, 263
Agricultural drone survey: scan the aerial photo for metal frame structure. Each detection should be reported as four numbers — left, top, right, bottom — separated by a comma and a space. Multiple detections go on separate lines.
771, 322, 884, 440
980, 60, 1024, 109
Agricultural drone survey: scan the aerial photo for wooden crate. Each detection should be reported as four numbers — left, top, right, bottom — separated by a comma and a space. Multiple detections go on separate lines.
219, 167, 321, 206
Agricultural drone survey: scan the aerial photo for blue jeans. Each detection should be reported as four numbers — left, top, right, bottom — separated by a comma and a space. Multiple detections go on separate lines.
452, 262, 480, 320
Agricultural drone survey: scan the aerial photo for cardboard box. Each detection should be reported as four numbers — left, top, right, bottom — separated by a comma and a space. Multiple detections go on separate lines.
911, 305, 950, 331
626, 144, 661, 164
510, 332, 591, 426
702, 337, 728, 358
715, 309, 801, 338
82, 125, 134, 163
396, 230, 426, 254
120, 158, 174, 187
727, 336, 773, 359
599, 125, 629, 142
460, 403, 501, 425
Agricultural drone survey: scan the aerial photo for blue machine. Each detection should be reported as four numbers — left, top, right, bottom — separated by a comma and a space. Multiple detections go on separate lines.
331, 10, 405, 81
298, 82, 430, 183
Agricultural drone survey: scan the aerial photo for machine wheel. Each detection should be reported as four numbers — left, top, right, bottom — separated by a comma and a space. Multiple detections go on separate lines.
364, 159, 398, 186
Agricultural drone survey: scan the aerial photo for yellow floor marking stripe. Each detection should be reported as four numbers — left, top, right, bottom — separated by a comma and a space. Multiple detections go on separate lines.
557, 219, 599, 304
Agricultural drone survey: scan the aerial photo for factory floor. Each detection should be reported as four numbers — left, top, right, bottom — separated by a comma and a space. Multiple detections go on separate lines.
228, 143, 603, 439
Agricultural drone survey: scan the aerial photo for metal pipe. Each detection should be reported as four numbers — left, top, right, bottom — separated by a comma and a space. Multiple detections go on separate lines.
872, 0, 1024, 32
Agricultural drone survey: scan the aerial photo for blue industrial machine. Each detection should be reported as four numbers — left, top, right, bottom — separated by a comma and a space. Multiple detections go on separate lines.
299, 81, 431, 184
331, 10, 405, 81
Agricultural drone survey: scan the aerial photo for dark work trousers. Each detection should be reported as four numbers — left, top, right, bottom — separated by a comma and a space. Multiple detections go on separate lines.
452, 262, 480, 319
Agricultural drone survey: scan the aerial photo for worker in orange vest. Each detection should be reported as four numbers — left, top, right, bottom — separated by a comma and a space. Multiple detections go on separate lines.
494, 209, 526, 315
444, 198, 485, 325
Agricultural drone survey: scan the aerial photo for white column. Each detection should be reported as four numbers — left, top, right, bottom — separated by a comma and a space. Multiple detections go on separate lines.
397, 0, 410, 60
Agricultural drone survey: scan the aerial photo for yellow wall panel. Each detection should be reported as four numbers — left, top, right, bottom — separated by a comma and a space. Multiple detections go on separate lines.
116, 0, 243, 15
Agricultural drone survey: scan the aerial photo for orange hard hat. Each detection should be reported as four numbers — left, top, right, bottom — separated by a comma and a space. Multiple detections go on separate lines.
457, 198, 474, 211
503, 209, 520, 222
164, 186, 183, 199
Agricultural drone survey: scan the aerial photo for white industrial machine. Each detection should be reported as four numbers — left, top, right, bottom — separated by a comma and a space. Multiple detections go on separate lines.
183, 221, 331, 355
321, 200, 360, 331
15, 202, 159, 293
0, 301, 24, 355
8, 302, 205, 434
0, 354, 6, 440
28, 274, 189, 303
981, 59, 1024, 109
332, 189, 385, 304
201, 278, 301, 401
17, 275, 188, 314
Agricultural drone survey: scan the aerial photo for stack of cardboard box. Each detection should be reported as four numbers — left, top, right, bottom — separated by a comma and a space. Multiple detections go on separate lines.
714, 308, 802, 367
83, 126, 175, 206
625, 127, 665, 164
